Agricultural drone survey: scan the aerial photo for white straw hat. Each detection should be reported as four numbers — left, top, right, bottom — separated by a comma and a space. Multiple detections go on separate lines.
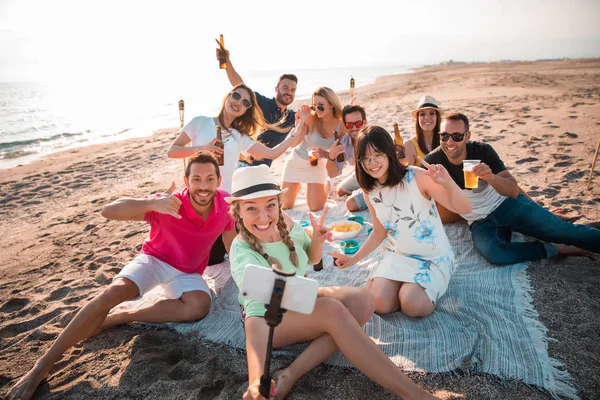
224, 165, 288, 203
411, 95, 444, 118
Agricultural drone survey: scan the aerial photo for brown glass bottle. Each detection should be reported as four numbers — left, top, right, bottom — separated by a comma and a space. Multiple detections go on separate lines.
217, 35, 226, 69
215, 126, 224, 166
394, 123, 405, 159
314, 258, 324, 271
333, 130, 345, 162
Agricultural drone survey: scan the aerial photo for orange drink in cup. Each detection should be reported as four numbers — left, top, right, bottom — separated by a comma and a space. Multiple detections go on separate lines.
463, 160, 480, 189
308, 148, 319, 167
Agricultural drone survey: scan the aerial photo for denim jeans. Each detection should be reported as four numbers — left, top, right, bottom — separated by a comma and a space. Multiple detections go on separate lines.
470, 194, 600, 265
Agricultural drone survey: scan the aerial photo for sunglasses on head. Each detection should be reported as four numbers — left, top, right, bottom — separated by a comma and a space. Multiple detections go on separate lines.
344, 120, 365, 130
439, 131, 468, 142
230, 91, 252, 109
310, 104, 325, 112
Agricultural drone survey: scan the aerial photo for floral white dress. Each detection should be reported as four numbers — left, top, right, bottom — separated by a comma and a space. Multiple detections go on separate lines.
368, 167, 455, 305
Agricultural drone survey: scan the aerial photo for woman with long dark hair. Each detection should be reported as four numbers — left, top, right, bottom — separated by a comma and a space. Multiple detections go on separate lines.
404, 95, 442, 167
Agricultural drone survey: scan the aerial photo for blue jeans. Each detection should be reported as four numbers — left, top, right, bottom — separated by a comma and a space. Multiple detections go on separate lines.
470, 194, 600, 265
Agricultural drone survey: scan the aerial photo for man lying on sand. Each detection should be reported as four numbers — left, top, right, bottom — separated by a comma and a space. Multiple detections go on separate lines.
424, 112, 600, 264
6, 151, 236, 400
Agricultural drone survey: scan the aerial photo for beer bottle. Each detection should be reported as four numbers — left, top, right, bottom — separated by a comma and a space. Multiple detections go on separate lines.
333, 130, 345, 162
349, 76, 355, 98
394, 123, 405, 159
215, 126, 225, 166
314, 258, 324, 271
217, 34, 226, 69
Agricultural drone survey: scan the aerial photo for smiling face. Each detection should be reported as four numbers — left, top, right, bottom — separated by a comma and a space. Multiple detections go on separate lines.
226, 88, 252, 118
238, 195, 281, 242
360, 144, 390, 184
184, 162, 221, 211
343, 110, 366, 139
276, 79, 297, 106
311, 95, 332, 119
418, 108, 437, 133
440, 118, 470, 164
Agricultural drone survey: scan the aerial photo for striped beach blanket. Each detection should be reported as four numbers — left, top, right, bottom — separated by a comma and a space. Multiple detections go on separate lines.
130, 194, 578, 399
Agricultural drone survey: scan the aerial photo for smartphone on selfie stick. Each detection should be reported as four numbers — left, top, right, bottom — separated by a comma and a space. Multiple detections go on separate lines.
241, 264, 319, 398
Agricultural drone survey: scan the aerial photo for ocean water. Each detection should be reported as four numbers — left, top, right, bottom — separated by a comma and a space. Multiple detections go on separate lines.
0, 65, 412, 169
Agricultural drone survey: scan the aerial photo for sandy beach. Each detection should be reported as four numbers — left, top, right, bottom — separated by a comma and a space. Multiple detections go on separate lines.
1, 59, 599, 399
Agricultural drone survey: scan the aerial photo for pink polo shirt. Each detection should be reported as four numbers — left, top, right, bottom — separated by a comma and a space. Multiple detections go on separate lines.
141, 188, 234, 275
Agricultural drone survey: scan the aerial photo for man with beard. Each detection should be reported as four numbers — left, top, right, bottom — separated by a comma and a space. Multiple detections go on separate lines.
221, 47, 297, 168
332, 104, 368, 211
6, 151, 236, 400
424, 112, 600, 265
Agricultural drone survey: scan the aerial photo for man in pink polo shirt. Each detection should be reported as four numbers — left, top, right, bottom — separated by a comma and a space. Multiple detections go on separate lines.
7, 151, 236, 400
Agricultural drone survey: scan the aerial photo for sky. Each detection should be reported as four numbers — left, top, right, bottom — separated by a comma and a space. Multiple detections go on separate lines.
1, 0, 600, 83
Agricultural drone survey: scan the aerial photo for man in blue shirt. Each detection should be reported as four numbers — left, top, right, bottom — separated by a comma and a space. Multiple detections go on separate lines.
221, 48, 297, 168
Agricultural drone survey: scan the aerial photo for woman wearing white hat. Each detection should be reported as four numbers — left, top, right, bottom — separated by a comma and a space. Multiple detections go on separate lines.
404, 95, 443, 167
226, 165, 439, 400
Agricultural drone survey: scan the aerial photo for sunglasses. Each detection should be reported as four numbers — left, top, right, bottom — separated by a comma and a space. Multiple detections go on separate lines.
310, 104, 325, 112
439, 131, 468, 142
344, 120, 365, 130
230, 91, 252, 109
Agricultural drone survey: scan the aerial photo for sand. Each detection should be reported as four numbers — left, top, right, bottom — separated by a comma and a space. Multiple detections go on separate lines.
1, 59, 599, 399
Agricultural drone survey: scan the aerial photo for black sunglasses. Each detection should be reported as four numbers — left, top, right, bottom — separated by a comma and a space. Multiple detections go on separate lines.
310, 104, 325, 112
440, 131, 468, 142
230, 91, 252, 109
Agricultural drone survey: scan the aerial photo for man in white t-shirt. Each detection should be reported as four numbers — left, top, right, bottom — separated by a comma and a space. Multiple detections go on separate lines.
424, 112, 600, 265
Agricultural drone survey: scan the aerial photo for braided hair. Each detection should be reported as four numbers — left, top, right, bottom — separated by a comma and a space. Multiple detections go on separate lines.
231, 195, 299, 270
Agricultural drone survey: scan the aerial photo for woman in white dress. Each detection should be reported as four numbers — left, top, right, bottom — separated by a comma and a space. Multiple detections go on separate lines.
281, 87, 347, 211
167, 83, 306, 193
330, 126, 472, 317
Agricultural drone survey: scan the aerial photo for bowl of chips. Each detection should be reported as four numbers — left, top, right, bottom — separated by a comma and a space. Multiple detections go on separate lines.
328, 220, 362, 239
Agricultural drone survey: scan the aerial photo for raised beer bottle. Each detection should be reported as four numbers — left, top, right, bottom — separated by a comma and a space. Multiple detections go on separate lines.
333, 130, 345, 162
217, 34, 226, 69
394, 123, 405, 159
215, 126, 224, 166
349, 76, 355, 98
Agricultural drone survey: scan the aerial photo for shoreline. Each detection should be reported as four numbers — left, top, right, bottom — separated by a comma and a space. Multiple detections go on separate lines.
1, 58, 599, 399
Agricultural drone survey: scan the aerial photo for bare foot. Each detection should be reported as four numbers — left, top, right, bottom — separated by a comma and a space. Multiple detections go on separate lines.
273, 368, 296, 400
6, 363, 52, 400
554, 244, 599, 261
551, 207, 583, 223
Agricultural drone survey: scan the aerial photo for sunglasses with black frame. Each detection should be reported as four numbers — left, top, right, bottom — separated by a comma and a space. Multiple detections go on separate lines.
439, 131, 469, 142
310, 104, 326, 112
230, 91, 252, 109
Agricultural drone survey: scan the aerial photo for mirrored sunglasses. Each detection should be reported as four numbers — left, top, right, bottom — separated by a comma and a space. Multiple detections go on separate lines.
344, 120, 365, 130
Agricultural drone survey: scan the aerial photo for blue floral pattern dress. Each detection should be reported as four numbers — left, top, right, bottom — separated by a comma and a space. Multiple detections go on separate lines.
368, 167, 455, 305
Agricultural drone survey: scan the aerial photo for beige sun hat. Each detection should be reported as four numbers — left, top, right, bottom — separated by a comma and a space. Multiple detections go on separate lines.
224, 164, 288, 203
411, 95, 444, 118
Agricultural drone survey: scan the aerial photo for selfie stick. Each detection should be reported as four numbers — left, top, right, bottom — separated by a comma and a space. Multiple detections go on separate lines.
258, 267, 291, 398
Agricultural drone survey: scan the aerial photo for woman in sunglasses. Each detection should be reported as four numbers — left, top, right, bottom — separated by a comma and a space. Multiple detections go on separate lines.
329, 126, 471, 318
403, 95, 443, 167
281, 87, 346, 211
168, 83, 306, 193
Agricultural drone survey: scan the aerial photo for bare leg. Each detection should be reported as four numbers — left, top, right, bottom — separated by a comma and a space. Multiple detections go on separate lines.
6, 279, 139, 400
274, 287, 375, 399
345, 196, 361, 212
554, 244, 599, 261
246, 296, 437, 399
306, 183, 327, 211
399, 283, 435, 318
281, 182, 301, 210
99, 290, 211, 331
368, 277, 403, 314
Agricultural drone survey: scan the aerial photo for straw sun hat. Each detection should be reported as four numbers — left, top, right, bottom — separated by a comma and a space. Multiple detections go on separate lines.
410, 95, 444, 118
224, 164, 288, 203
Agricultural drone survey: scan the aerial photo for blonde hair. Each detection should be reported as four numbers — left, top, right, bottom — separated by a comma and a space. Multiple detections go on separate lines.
230, 195, 299, 270
217, 84, 287, 140
310, 86, 343, 138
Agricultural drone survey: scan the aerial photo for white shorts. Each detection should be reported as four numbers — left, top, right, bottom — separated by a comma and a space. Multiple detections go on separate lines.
281, 150, 328, 184
114, 254, 211, 300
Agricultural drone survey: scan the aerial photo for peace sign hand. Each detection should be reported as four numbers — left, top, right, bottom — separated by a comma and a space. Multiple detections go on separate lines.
418, 157, 452, 187
308, 207, 332, 244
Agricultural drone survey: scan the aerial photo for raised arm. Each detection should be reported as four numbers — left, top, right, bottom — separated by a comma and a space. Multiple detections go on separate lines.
222, 48, 244, 87
415, 158, 471, 214
167, 130, 225, 159
246, 108, 309, 160
100, 182, 182, 221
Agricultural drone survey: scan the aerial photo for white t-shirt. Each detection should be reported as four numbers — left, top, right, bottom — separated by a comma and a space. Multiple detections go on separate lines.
183, 116, 257, 193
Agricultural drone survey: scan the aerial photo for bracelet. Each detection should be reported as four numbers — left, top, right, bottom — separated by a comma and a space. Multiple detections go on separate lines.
328, 155, 336, 161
